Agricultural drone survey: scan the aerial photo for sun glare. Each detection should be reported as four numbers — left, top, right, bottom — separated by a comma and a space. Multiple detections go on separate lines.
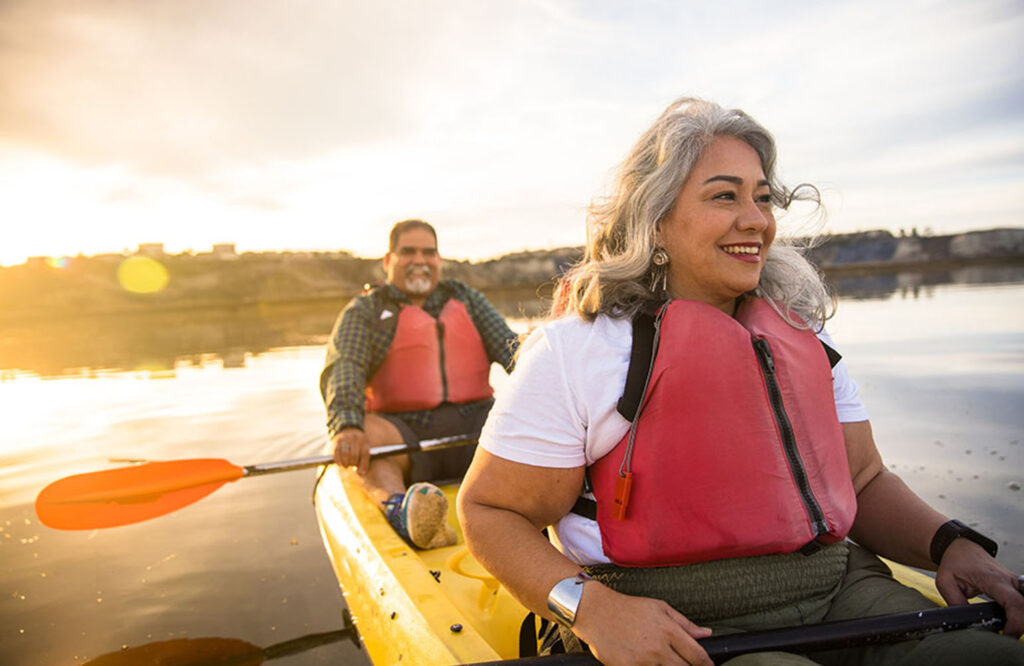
117, 256, 169, 294
44, 256, 71, 269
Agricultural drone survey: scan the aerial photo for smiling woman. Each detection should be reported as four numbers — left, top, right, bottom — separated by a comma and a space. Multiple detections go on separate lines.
457, 97, 1024, 665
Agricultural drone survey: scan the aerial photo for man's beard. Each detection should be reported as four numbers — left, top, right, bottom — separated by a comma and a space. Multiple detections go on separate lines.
404, 269, 433, 295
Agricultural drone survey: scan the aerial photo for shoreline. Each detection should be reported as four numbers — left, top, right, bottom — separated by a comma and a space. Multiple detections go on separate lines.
0, 255, 1020, 325
1, 228, 1022, 324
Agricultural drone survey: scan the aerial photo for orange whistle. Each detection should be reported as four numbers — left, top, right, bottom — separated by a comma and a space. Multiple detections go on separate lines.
612, 471, 633, 520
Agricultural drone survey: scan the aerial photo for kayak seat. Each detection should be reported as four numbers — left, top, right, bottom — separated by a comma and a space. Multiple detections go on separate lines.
448, 547, 502, 613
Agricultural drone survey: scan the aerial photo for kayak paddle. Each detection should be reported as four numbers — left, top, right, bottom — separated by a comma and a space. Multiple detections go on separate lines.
35, 433, 478, 530
471, 601, 1007, 665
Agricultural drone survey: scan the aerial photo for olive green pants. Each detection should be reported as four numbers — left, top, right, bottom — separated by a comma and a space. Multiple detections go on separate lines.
558, 544, 1024, 664
719, 545, 1023, 665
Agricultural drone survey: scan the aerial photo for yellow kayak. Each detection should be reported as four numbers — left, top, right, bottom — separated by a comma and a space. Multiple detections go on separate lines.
313, 465, 962, 665
315, 467, 526, 664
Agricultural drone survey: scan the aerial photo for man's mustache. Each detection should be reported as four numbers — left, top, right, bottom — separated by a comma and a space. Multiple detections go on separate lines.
405, 266, 432, 277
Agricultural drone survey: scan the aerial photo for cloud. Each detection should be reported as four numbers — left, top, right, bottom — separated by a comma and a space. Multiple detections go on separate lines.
0, 0, 1020, 264
229, 195, 288, 212
0, 0, 537, 176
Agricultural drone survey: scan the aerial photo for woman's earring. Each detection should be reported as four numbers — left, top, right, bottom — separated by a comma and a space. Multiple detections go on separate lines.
650, 248, 669, 293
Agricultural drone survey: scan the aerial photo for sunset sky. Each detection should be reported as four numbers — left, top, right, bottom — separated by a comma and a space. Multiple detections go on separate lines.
1, 0, 1021, 266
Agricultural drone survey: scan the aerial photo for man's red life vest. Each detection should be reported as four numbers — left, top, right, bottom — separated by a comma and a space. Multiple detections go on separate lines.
589, 297, 857, 567
365, 299, 493, 412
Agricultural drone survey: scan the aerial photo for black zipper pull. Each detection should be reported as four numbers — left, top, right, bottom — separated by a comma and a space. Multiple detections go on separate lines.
754, 338, 775, 374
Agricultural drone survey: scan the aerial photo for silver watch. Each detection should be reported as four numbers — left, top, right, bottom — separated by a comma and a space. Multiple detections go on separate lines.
546, 572, 593, 627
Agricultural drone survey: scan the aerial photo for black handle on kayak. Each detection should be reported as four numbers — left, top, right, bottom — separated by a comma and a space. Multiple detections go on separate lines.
470, 601, 1005, 665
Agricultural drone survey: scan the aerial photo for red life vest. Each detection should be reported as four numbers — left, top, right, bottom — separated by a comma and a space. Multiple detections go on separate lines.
589, 297, 857, 567
365, 299, 493, 412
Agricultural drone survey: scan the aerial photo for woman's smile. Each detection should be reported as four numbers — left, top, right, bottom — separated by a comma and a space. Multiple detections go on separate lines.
720, 242, 763, 261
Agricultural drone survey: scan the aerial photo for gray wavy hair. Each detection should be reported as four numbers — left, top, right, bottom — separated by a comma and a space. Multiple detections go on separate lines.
553, 97, 834, 329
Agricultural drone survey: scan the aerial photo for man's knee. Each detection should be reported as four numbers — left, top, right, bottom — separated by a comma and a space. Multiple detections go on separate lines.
362, 413, 406, 445
363, 454, 412, 489
408, 443, 476, 484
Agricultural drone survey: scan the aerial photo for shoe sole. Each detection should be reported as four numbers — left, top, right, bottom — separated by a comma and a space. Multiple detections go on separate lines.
404, 483, 453, 549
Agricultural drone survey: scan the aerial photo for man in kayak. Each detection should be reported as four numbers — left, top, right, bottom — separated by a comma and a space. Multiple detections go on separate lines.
321, 219, 519, 549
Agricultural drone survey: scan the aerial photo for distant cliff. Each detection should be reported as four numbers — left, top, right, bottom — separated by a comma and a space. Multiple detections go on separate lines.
1, 228, 1021, 322
448, 228, 1024, 289
805, 228, 1024, 272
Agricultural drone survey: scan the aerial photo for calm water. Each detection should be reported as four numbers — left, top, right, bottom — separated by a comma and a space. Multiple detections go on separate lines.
1, 270, 1022, 666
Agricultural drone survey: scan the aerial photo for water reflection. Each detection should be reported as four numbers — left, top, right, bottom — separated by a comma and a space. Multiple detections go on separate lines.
0, 302, 345, 379
830, 264, 1024, 300
2, 465, 358, 666
2, 266, 1020, 378
84, 624, 359, 665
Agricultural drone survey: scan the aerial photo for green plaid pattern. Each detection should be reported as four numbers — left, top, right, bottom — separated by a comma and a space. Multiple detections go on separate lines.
320, 279, 519, 437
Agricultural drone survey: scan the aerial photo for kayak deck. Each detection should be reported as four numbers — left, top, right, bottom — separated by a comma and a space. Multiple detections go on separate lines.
314, 463, 946, 665
314, 465, 528, 664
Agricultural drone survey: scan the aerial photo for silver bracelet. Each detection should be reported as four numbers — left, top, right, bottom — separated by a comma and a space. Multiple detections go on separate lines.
546, 572, 593, 628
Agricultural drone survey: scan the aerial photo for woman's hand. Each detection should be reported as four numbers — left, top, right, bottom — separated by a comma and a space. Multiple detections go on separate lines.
935, 539, 1024, 638
844, 421, 1024, 637
574, 582, 713, 666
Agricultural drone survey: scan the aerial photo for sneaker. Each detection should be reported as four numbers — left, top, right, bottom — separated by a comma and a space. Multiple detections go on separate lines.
383, 482, 457, 549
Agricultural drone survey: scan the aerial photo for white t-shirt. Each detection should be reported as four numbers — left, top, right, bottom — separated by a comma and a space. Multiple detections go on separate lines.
479, 312, 870, 565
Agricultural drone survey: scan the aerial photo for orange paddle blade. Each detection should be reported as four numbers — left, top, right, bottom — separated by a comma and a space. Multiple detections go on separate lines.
35, 459, 245, 530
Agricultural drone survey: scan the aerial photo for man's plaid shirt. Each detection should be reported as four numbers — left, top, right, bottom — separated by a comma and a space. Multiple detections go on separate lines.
320, 279, 520, 437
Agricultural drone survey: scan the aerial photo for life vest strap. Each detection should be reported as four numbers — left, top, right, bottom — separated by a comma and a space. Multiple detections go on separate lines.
615, 302, 662, 422
822, 341, 842, 369
571, 496, 598, 521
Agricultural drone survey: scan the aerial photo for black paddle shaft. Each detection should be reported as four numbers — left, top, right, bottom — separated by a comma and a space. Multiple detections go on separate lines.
471, 601, 1005, 665
700, 601, 1004, 662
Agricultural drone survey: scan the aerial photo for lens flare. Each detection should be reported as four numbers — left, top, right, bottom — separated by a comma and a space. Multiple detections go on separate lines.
117, 256, 170, 294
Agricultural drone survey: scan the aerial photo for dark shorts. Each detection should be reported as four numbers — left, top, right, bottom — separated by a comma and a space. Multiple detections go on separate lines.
377, 401, 491, 484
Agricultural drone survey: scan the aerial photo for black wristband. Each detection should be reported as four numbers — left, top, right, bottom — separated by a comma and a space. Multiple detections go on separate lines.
929, 519, 998, 566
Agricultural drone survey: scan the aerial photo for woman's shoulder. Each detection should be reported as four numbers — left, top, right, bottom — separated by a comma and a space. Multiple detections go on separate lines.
532, 312, 633, 352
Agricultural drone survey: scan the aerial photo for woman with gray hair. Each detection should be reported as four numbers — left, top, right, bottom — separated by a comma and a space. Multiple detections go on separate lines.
458, 97, 1023, 665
